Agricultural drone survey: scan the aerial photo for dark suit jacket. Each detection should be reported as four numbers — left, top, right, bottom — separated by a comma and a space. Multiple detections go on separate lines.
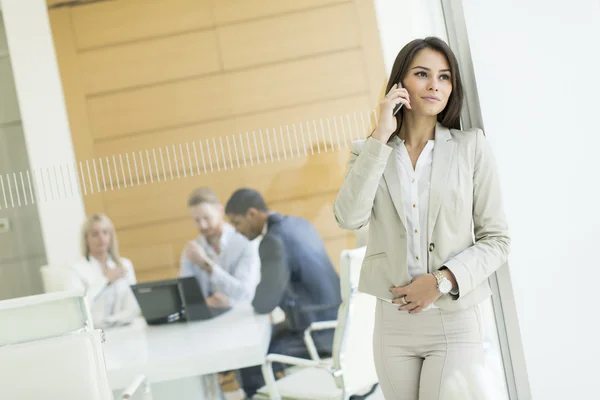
252, 213, 342, 353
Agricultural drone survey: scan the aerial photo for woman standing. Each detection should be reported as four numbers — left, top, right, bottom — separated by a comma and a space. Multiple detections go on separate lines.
69, 214, 140, 328
334, 37, 510, 399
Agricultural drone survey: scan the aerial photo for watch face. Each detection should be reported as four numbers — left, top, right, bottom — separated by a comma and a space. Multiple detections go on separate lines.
439, 279, 453, 294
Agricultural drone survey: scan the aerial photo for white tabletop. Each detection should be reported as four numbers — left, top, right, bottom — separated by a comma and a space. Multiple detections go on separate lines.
102, 304, 271, 389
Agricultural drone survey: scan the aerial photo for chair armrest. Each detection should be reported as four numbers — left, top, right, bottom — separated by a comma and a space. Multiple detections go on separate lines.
261, 353, 337, 400
308, 320, 338, 331
303, 320, 338, 361
119, 374, 152, 400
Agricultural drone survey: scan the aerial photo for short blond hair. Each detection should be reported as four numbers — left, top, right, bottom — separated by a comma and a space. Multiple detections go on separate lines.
187, 187, 220, 207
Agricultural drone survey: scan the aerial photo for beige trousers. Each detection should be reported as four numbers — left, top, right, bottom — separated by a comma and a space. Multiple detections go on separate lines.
373, 299, 485, 400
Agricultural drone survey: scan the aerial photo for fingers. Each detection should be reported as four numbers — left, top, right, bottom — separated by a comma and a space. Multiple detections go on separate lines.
391, 293, 411, 309
386, 89, 410, 101
397, 300, 426, 313
391, 294, 426, 313
205, 297, 217, 308
391, 294, 408, 304
392, 295, 410, 307
390, 286, 408, 297
383, 86, 411, 109
397, 300, 421, 313
392, 96, 412, 110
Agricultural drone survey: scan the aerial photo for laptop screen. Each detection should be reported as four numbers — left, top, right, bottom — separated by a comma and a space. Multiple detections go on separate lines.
131, 279, 183, 324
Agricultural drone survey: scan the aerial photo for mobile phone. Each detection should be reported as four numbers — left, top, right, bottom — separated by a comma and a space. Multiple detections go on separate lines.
393, 82, 404, 116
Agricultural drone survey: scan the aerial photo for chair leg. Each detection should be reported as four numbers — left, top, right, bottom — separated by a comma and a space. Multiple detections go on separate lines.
143, 380, 153, 400
261, 362, 281, 400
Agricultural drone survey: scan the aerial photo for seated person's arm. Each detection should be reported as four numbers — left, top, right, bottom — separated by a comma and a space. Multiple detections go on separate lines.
179, 249, 196, 277
122, 258, 137, 285
102, 259, 141, 326
209, 242, 260, 304
104, 285, 141, 326
252, 235, 290, 314
68, 266, 108, 307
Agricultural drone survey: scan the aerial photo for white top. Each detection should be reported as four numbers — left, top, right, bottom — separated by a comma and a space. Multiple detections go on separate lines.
102, 304, 271, 389
392, 137, 435, 280
179, 222, 260, 305
68, 256, 140, 328
391, 137, 438, 310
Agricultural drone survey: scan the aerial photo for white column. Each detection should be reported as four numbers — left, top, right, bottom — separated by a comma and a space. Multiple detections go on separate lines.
1, 0, 85, 269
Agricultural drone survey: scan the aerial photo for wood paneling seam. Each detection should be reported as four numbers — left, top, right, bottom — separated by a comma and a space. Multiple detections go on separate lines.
84, 46, 363, 99
91, 91, 369, 144
73, 0, 353, 52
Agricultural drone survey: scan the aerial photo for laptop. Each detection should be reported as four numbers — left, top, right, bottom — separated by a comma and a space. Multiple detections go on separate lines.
131, 277, 230, 325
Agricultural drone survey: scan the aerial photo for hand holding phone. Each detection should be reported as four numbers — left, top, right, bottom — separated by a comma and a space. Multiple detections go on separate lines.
372, 83, 411, 143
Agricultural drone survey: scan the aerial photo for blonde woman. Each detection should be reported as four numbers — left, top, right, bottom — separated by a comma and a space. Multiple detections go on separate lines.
69, 214, 140, 328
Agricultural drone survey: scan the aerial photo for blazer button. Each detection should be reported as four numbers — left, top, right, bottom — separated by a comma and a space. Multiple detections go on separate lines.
429, 243, 435, 252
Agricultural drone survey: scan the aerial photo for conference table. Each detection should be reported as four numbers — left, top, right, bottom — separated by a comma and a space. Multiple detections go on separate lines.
102, 304, 272, 399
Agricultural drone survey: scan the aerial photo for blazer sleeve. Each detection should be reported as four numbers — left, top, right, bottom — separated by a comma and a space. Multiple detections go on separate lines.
443, 130, 511, 298
333, 138, 393, 231
252, 234, 290, 314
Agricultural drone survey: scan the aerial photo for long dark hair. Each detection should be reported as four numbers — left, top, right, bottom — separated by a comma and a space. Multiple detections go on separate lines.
386, 37, 464, 138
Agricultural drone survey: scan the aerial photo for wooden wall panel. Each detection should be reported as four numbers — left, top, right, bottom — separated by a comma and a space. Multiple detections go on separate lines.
217, 3, 360, 70
101, 150, 348, 228
210, 0, 346, 25
115, 190, 345, 249
93, 94, 371, 152
126, 243, 176, 272
270, 191, 346, 240
118, 219, 197, 248
87, 74, 228, 140
92, 96, 372, 180
87, 50, 367, 139
47, 0, 66, 6
136, 266, 179, 283
48, 0, 386, 280
79, 30, 221, 95
89, 135, 344, 191
48, 8, 104, 214
71, 0, 213, 50
325, 235, 356, 273
225, 50, 366, 114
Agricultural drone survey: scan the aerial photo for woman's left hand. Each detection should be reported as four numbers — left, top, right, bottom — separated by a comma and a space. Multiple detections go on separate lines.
390, 274, 441, 313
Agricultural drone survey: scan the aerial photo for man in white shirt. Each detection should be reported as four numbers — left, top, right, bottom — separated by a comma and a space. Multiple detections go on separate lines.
179, 187, 260, 308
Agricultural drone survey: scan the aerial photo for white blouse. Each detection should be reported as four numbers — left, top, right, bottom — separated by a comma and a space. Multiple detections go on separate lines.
392, 137, 438, 310
68, 256, 140, 328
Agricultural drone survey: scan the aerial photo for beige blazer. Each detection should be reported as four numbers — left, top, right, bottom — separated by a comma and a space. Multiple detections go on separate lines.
333, 123, 510, 310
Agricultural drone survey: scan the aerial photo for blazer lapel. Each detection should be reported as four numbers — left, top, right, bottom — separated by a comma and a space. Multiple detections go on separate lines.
427, 123, 455, 240
383, 140, 408, 231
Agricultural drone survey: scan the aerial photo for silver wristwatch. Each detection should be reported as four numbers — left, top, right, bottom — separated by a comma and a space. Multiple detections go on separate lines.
433, 270, 453, 295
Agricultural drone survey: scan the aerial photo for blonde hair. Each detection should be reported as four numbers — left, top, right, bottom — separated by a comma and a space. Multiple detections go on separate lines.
188, 187, 220, 207
81, 214, 123, 269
